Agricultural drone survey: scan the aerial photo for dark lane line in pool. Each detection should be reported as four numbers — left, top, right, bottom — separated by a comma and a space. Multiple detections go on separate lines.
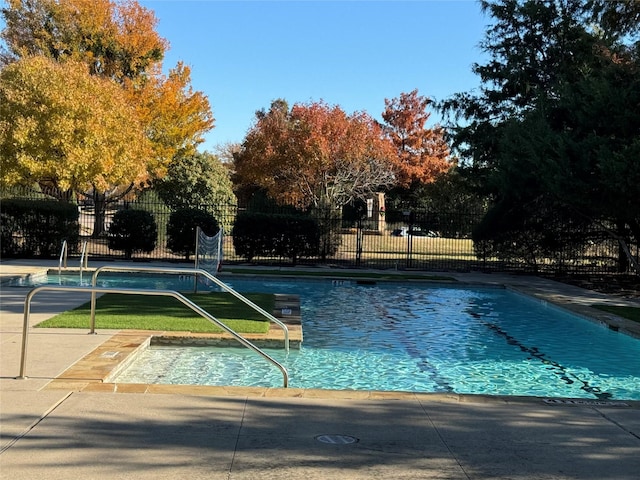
378, 300, 455, 393
468, 311, 612, 400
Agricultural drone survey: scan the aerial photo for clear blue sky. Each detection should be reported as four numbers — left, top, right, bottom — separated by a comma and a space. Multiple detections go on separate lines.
139, 0, 490, 152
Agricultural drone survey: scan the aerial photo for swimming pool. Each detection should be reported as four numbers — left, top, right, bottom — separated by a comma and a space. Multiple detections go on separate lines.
12, 271, 211, 291
110, 277, 640, 400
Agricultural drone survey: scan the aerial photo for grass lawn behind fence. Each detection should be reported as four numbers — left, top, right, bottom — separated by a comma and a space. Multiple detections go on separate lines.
592, 304, 640, 324
36, 292, 274, 333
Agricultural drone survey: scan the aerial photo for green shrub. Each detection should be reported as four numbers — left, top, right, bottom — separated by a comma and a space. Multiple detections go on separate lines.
166, 208, 219, 260
108, 209, 157, 259
0, 211, 19, 257
0, 199, 79, 258
132, 189, 171, 250
233, 212, 320, 264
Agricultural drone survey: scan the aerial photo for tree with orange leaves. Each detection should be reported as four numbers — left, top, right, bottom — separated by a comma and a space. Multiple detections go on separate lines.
1, 0, 166, 79
0, 0, 213, 235
235, 99, 397, 210
382, 89, 451, 188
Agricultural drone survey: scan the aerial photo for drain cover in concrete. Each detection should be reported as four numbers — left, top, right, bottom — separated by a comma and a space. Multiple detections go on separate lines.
315, 434, 359, 445
100, 351, 120, 359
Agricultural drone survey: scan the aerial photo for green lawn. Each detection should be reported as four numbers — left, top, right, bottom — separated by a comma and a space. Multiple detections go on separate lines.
36, 292, 274, 333
592, 304, 640, 324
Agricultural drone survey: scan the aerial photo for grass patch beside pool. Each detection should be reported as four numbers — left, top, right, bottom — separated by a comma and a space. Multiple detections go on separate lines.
592, 304, 640, 324
36, 292, 274, 333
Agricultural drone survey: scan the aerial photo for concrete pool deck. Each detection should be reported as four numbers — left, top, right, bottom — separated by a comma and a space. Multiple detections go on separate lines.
1, 259, 639, 479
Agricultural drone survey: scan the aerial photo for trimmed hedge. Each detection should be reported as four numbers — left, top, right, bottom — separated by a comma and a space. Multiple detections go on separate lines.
108, 209, 157, 259
233, 212, 320, 264
166, 208, 219, 260
0, 199, 79, 258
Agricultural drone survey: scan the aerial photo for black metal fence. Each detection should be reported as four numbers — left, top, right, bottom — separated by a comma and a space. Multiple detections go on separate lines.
2, 187, 637, 275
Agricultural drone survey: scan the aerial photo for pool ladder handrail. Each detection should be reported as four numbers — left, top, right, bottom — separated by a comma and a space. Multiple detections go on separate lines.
58, 240, 68, 275
89, 265, 290, 352
58, 239, 89, 277
79, 240, 88, 281
17, 285, 289, 387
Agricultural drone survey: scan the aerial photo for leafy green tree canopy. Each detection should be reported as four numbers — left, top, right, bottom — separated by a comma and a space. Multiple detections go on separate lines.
155, 151, 236, 210
442, 0, 640, 268
155, 151, 236, 232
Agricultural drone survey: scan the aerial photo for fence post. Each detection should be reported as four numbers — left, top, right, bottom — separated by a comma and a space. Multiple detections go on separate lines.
355, 216, 363, 267
403, 210, 413, 268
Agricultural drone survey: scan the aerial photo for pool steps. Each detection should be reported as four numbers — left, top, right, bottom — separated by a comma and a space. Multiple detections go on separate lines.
45, 320, 302, 392
273, 293, 301, 324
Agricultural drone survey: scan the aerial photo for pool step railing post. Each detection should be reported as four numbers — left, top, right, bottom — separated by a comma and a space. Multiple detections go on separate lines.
58, 240, 68, 275
79, 240, 88, 284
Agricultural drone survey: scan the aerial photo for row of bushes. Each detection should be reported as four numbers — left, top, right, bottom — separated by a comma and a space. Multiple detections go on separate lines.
110, 209, 324, 263
1, 199, 326, 263
1, 199, 79, 257
233, 212, 320, 264
108, 208, 219, 259
0, 201, 219, 260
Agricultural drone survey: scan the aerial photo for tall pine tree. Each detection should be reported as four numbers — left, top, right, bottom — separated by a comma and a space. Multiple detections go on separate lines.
443, 0, 640, 272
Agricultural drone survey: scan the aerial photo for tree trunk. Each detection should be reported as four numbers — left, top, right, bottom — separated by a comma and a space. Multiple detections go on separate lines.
617, 220, 629, 273
92, 191, 107, 238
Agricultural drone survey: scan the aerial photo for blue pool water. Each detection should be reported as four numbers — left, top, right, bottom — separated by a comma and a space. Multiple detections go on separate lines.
104, 277, 640, 400
15, 272, 209, 290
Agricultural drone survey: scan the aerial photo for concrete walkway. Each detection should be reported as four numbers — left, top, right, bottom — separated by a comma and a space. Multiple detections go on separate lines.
1, 259, 639, 479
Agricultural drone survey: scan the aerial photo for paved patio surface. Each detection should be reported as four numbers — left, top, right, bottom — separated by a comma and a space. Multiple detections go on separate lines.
1, 259, 639, 479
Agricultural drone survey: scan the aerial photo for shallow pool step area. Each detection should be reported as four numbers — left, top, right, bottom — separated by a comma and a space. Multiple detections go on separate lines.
45, 331, 157, 391
45, 320, 302, 391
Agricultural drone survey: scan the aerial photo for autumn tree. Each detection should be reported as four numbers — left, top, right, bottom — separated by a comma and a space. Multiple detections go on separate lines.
234, 99, 397, 210
214, 142, 241, 166
0, 0, 214, 235
0, 56, 151, 196
381, 89, 451, 189
126, 63, 214, 176
0, 0, 166, 76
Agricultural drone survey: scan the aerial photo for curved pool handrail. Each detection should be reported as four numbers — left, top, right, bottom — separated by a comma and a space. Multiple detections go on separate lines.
89, 265, 290, 352
18, 285, 289, 387
79, 240, 88, 282
58, 240, 68, 275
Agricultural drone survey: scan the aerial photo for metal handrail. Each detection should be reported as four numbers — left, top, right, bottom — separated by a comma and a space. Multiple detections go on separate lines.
79, 240, 88, 281
90, 266, 290, 352
18, 285, 289, 387
58, 239, 88, 279
58, 240, 68, 275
